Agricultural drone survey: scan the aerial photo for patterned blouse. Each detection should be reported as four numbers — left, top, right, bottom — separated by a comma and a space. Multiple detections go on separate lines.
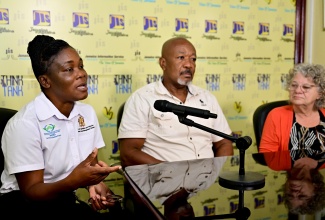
289, 110, 325, 167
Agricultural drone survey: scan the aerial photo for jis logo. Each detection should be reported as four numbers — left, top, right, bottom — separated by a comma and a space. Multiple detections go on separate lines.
205, 20, 217, 33
73, 12, 89, 28
0, 8, 9, 25
33, 10, 50, 26
258, 23, 269, 35
110, 14, 124, 29
254, 196, 265, 208
43, 124, 61, 139
233, 21, 244, 34
175, 18, 188, 32
203, 204, 215, 216
232, 131, 242, 139
283, 24, 293, 36
112, 140, 119, 154
144, 16, 158, 31
229, 200, 239, 213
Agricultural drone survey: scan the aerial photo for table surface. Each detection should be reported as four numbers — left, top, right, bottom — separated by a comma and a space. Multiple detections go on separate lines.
124, 151, 325, 220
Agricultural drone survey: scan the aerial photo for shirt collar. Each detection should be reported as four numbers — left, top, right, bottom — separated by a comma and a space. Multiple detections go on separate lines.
155, 79, 199, 97
35, 92, 81, 121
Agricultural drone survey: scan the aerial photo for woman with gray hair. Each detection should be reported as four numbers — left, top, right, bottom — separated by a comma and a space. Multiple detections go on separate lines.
259, 63, 325, 215
259, 63, 325, 154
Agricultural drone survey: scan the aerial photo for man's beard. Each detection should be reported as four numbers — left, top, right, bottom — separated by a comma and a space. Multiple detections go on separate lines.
177, 77, 192, 86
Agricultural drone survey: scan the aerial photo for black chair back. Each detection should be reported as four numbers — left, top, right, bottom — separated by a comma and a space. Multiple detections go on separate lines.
252, 100, 288, 164
0, 108, 18, 186
116, 102, 125, 134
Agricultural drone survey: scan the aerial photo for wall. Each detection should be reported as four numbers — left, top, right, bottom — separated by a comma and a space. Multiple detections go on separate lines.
0, 0, 296, 216
305, 0, 325, 66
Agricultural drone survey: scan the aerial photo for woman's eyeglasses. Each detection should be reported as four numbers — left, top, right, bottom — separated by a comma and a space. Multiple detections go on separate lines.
288, 83, 317, 93
106, 194, 123, 203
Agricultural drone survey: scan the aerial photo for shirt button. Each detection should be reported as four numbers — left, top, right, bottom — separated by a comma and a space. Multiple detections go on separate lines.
198, 154, 200, 157
190, 137, 192, 140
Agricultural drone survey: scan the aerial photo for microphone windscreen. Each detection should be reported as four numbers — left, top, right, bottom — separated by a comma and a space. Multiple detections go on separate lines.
154, 100, 167, 112
243, 136, 252, 146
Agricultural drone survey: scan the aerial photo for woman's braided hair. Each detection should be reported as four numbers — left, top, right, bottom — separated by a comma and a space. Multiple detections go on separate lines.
27, 35, 72, 89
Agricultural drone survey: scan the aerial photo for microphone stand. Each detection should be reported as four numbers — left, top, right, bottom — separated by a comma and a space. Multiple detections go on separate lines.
176, 115, 265, 220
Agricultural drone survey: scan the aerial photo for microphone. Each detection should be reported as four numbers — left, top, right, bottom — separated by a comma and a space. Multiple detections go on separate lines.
154, 100, 217, 119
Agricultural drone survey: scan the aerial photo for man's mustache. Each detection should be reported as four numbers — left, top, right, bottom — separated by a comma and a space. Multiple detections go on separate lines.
180, 69, 193, 75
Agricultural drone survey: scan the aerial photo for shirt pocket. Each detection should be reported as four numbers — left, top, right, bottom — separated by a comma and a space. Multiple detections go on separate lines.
151, 110, 176, 131
78, 125, 96, 156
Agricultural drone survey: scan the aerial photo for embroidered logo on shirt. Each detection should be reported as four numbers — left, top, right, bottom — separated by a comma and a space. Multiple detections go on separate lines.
77, 116, 95, 132
78, 125, 95, 132
43, 124, 55, 132
43, 124, 61, 139
78, 116, 85, 127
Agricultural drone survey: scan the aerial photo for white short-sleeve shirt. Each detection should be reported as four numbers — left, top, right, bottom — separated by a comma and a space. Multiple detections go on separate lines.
118, 80, 232, 162
0, 92, 105, 193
